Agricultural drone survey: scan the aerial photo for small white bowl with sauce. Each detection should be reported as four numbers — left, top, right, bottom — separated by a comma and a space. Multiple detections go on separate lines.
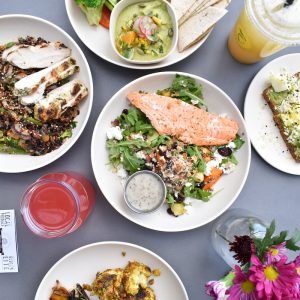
124, 170, 167, 214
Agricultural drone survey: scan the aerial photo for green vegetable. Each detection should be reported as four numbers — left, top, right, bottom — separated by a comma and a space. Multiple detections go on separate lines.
105, 0, 118, 10
74, 0, 105, 25
0, 143, 27, 154
232, 134, 245, 150
183, 182, 211, 201
0, 137, 28, 154
5, 42, 16, 49
60, 129, 73, 139
186, 146, 206, 172
166, 193, 175, 204
122, 148, 145, 173
267, 89, 289, 106
150, 135, 171, 147
24, 117, 42, 126
170, 74, 206, 109
229, 154, 238, 165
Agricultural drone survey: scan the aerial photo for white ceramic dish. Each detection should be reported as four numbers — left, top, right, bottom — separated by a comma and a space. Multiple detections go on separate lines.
109, 0, 178, 65
0, 15, 93, 173
91, 72, 251, 232
35, 241, 189, 300
65, 0, 211, 70
244, 53, 300, 175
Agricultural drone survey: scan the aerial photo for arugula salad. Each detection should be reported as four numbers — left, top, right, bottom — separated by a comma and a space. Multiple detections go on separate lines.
106, 75, 244, 217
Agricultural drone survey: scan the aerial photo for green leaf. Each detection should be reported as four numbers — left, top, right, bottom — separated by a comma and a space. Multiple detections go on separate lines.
187, 146, 206, 172
60, 129, 72, 139
166, 193, 175, 204
150, 135, 171, 147
5, 42, 15, 49
183, 184, 211, 201
272, 231, 288, 245
286, 229, 300, 251
122, 148, 145, 174
229, 154, 238, 165
24, 117, 42, 126
233, 135, 245, 150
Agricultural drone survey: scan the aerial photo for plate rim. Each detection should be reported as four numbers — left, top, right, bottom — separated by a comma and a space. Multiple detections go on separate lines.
64, 0, 211, 70
0, 14, 93, 173
34, 241, 189, 300
244, 53, 300, 176
91, 71, 251, 232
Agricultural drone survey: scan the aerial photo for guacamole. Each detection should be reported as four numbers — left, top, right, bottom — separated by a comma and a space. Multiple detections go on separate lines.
115, 0, 174, 61
268, 73, 300, 154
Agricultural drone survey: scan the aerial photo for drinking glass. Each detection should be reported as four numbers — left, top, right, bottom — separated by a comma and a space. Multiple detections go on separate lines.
20, 172, 96, 238
211, 208, 268, 268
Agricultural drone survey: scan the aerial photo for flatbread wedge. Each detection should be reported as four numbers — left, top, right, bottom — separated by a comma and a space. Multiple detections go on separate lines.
170, 0, 198, 21
178, 6, 227, 52
178, 0, 228, 26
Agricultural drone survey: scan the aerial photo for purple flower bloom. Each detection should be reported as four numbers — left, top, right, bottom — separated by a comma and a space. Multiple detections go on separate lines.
205, 280, 227, 299
267, 243, 287, 263
228, 266, 259, 300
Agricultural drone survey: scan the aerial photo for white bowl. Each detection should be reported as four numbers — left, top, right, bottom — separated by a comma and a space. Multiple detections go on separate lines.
65, 0, 210, 70
0, 15, 93, 173
35, 241, 189, 300
109, 0, 178, 65
91, 72, 251, 232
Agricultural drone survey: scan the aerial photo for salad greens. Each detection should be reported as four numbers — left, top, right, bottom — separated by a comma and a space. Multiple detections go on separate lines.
106, 74, 244, 216
158, 74, 206, 109
74, 0, 119, 26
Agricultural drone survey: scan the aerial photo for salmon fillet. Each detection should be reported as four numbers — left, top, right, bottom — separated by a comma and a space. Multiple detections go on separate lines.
127, 92, 239, 146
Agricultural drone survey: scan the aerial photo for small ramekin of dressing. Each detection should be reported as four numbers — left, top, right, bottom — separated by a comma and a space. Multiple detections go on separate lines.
124, 170, 167, 214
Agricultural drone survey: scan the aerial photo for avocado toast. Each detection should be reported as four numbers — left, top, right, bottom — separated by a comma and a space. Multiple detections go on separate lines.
263, 72, 300, 162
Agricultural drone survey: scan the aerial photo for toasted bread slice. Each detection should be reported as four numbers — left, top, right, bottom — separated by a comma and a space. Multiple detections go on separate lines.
262, 73, 300, 163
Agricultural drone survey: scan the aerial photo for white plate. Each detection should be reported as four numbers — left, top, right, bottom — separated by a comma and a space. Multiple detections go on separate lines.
244, 53, 300, 175
0, 15, 93, 173
65, 0, 211, 70
35, 241, 189, 300
91, 72, 251, 232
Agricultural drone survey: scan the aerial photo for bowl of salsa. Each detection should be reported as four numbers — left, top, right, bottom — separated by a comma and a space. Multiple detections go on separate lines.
110, 0, 178, 64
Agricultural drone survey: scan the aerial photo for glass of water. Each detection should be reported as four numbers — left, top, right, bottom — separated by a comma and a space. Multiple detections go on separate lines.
211, 208, 268, 268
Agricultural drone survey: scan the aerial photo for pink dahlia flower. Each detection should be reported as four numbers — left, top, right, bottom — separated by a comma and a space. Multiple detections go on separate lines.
249, 255, 297, 300
228, 266, 258, 300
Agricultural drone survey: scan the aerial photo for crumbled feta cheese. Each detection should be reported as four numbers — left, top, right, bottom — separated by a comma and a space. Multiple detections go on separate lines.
136, 151, 146, 159
116, 165, 128, 179
191, 99, 199, 105
184, 205, 194, 215
107, 126, 123, 140
220, 161, 236, 175
270, 72, 289, 92
204, 151, 223, 176
130, 133, 144, 140
228, 142, 236, 149
204, 160, 220, 176
185, 182, 192, 187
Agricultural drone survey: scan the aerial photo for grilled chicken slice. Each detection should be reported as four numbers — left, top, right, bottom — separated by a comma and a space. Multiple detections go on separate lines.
2, 42, 71, 69
14, 57, 79, 105
127, 92, 239, 146
34, 80, 88, 122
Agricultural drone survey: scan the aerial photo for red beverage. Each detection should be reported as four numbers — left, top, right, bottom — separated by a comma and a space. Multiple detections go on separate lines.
20, 172, 95, 238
